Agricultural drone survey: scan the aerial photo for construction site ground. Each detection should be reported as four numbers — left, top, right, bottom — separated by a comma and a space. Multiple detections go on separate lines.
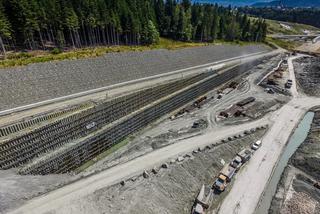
0, 50, 293, 214
47, 129, 267, 214
269, 110, 320, 214
83, 54, 289, 175
294, 56, 320, 97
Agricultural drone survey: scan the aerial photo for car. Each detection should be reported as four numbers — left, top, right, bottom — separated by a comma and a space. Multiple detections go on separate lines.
252, 140, 262, 150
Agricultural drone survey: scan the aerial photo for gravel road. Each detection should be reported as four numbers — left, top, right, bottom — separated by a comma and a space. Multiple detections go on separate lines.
0, 45, 269, 111
218, 55, 320, 214
7, 118, 270, 214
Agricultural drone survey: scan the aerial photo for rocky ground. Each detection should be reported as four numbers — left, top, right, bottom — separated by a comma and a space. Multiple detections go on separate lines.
45, 129, 267, 214
294, 57, 320, 97
0, 170, 72, 214
0, 44, 269, 111
0, 53, 285, 214
83, 54, 289, 175
269, 110, 320, 214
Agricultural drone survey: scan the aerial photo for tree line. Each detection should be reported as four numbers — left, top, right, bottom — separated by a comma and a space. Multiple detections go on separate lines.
0, 0, 267, 56
239, 7, 320, 29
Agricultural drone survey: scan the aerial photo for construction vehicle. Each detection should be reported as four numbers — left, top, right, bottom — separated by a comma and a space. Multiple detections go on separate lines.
213, 165, 236, 192
230, 156, 243, 172
237, 149, 252, 163
285, 80, 292, 89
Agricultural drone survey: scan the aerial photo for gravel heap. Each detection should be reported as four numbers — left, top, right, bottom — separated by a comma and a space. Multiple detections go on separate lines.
0, 44, 269, 111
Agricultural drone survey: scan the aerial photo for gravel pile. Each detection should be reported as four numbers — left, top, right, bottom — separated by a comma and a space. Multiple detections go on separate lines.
0, 45, 269, 111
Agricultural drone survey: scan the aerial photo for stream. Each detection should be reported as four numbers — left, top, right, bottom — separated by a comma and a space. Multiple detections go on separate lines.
254, 112, 315, 214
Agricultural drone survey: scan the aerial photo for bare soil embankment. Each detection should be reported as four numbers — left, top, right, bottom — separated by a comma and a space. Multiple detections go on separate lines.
269, 111, 320, 214
294, 57, 320, 97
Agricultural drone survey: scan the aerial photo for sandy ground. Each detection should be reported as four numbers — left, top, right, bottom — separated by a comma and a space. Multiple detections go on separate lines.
296, 41, 320, 54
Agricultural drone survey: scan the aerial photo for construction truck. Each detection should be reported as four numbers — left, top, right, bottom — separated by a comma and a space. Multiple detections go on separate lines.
213, 164, 236, 192
230, 156, 243, 172
237, 149, 252, 163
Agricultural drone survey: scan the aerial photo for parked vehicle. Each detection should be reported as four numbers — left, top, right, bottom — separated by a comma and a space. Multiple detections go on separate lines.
213, 174, 228, 192
230, 156, 243, 172
213, 165, 236, 192
192, 203, 204, 214
237, 149, 252, 163
265, 88, 275, 94
285, 80, 293, 89
252, 140, 262, 150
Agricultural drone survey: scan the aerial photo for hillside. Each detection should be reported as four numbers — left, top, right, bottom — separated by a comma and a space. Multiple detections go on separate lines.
193, 0, 270, 6
253, 0, 320, 7
266, 19, 320, 35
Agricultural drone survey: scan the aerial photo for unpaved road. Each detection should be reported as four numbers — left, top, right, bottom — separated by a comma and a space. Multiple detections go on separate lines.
8, 118, 269, 214
287, 55, 300, 98
218, 55, 320, 214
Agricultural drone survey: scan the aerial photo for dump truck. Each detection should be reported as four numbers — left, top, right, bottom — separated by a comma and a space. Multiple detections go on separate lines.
213, 164, 236, 192
237, 149, 252, 163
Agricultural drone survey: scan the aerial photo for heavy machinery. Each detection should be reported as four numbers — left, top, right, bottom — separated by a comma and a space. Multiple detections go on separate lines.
237, 149, 252, 163
213, 164, 236, 192
230, 156, 243, 172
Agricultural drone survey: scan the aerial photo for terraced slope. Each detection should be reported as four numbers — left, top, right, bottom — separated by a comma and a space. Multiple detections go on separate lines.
0, 44, 270, 111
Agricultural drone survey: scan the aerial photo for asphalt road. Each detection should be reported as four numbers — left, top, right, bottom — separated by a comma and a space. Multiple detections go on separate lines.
0, 45, 269, 111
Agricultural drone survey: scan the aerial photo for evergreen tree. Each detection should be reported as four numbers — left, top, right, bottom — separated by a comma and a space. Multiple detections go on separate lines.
141, 19, 159, 44
0, 0, 267, 52
0, 0, 11, 57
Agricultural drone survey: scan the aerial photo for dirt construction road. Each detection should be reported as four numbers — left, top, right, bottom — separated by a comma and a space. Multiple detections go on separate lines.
218, 55, 320, 214
8, 118, 269, 214
7, 55, 320, 214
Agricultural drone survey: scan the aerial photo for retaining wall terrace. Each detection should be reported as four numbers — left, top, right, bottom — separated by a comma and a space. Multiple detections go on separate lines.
18, 58, 267, 175
0, 72, 213, 169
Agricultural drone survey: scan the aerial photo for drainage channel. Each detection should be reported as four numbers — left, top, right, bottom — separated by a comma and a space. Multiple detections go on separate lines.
254, 112, 315, 214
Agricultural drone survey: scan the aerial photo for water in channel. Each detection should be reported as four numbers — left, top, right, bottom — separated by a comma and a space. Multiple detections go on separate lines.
254, 112, 315, 214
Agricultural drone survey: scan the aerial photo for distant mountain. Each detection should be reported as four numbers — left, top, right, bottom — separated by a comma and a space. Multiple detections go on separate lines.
193, 0, 320, 7
193, 0, 271, 6
253, 0, 320, 7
